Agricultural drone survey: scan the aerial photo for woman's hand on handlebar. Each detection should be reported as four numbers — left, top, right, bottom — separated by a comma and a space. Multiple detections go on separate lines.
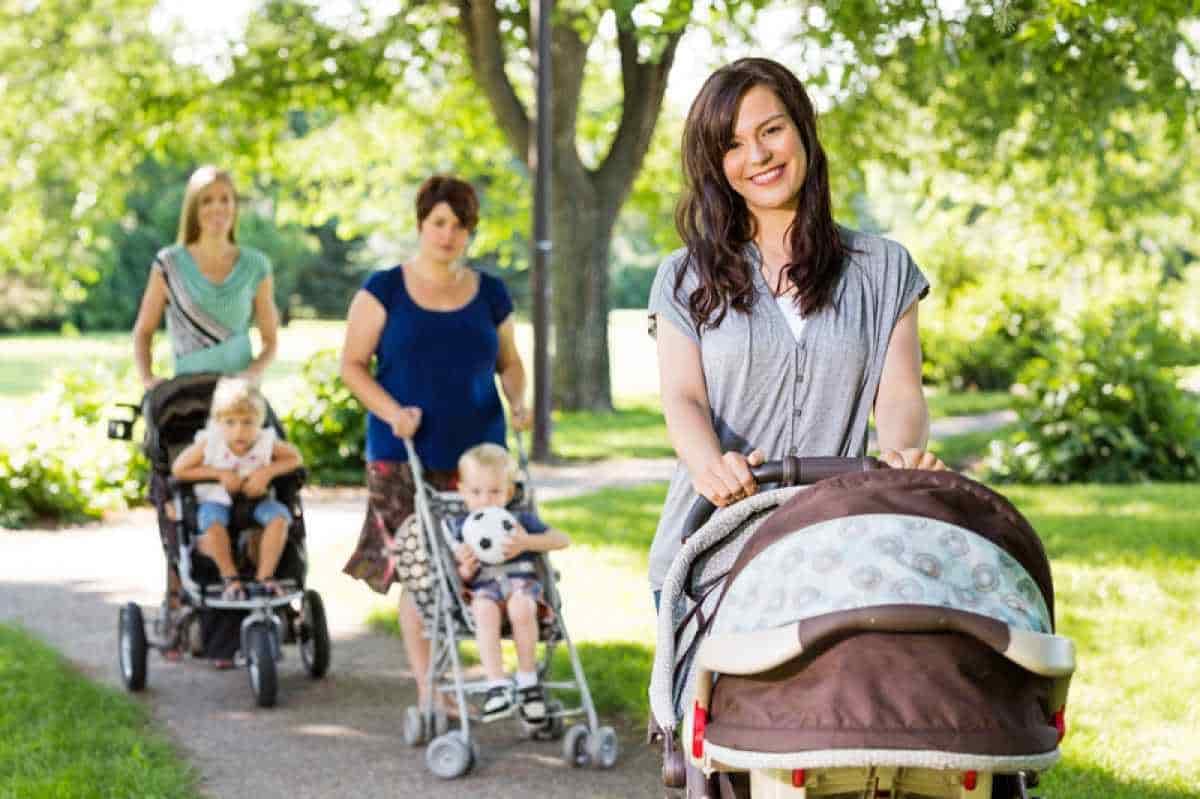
692, 449, 765, 507
878, 448, 946, 470
388, 406, 422, 439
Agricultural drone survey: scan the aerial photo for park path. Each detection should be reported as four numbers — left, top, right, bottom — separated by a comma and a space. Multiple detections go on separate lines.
0, 413, 1010, 799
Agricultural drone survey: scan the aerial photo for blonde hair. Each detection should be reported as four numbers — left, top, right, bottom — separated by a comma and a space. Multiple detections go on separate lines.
209, 377, 266, 425
458, 443, 517, 483
177, 165, 239, 245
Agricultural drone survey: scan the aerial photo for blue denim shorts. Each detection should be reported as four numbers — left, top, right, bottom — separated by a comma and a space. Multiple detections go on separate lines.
197, 499, 291, 535
467, 575, 543, 605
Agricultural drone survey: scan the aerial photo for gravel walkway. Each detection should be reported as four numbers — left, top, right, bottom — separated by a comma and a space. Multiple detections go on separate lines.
0, 412, 1012, 798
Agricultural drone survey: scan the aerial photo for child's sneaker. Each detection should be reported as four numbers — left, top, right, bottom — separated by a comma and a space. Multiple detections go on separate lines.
517, 683, 547, 723
482, 685, 512, 720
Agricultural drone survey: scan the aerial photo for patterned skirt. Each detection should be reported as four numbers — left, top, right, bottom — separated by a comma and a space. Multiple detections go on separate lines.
342, 461, 457, 595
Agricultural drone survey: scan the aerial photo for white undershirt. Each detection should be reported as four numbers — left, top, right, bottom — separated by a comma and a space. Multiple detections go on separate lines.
775, 293, 808, 340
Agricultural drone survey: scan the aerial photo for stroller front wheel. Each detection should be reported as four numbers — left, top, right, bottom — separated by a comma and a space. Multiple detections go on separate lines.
562, 724, 591, 768
403, 705, 428, 747
118, 603, 148, 691
247, 623, 278, 708
588, 726, 619, 769
425, 732, 473, 779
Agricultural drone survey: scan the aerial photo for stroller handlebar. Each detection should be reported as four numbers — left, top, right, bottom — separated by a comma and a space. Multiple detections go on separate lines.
681, 456, 885, 542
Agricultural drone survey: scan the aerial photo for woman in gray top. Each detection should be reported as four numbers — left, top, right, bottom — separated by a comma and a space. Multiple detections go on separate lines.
648, 57, 946, 591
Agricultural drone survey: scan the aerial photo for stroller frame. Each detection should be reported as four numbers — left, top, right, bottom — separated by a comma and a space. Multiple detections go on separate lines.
108, 373, 332, 708
400, 437, 619, 778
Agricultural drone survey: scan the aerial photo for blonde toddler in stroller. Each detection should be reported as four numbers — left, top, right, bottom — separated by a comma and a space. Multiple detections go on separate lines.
398, 437, 619, 778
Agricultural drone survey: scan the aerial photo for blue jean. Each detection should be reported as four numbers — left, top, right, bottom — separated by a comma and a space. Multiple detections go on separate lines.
197, 499, 291, 535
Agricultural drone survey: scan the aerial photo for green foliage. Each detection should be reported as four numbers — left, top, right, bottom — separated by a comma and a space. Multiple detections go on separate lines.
984, 301, 1200, 483
0, 623, 200, 797
0, 365, 147, 527
281, 349, 367, 484
922, 276, 1058, 390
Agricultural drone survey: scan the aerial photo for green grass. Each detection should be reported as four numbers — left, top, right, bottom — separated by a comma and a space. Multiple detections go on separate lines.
371, 480, 1200, 796
924, 388, 1012, 418
930, 423, 1020, 472
0, 623, 199, 798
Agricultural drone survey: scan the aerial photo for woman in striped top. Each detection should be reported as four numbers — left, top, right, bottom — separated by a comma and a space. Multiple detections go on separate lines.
132, 165, 280, 388
130, 165, 282, 660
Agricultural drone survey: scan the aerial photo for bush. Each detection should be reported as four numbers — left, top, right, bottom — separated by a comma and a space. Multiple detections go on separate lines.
281, 349, 367, 484
922, 278, 1058, 391
983, 301, 1200, 483
0, 365, 147, 527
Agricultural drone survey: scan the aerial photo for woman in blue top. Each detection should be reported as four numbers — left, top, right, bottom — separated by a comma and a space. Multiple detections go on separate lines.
341, 175, 530, 714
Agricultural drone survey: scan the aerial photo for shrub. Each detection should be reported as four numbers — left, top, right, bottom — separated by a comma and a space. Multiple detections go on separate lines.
281, 349, 367, 484
0, 365, 147, 527
922, 278, 1058, 391
983, 301, 1200, 483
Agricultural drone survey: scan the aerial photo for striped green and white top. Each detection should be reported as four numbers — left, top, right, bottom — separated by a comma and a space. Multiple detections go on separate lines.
153, 244, 272, 375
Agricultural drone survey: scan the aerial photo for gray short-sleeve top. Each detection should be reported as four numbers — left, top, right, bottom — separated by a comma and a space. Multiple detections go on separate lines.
646, 227, 929, 589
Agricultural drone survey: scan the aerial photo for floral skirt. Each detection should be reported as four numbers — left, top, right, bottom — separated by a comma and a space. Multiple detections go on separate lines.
342, 461, 457, 595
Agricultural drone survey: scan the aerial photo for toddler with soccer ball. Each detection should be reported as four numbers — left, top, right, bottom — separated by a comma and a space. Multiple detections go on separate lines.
453, 442, 570, 722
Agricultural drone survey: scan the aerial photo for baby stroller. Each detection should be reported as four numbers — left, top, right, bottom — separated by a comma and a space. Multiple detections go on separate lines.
107, 373, 331, 707
395, 437, 619, 779
649, 457, 1076, 798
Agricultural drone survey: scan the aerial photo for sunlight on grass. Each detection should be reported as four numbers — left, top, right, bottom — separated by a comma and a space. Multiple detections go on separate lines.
0, 623, 199, 797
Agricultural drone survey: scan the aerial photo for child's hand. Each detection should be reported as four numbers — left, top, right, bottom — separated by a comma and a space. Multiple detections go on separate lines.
454, 542, 480, 581
501, 524, 534, 559
241, 468, 272, 498
218, 470, 243, 495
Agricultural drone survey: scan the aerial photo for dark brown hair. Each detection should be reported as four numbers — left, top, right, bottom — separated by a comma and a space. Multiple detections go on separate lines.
415, 175, 479, 232
675, 58, 848, 330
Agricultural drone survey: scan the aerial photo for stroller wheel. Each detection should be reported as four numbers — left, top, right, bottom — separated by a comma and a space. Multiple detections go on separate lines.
118, 603, 148, 691
587, 725, 619, 769
403, 705, 428, 747
425, 732, 473, 779
247, 623, 278, 708
185, 612, 205, 657
299, 590, 331, 678
562, 724, 591, 768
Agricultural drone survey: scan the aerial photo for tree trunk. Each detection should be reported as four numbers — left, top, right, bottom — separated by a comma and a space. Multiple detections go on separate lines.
457, 1, 682, 411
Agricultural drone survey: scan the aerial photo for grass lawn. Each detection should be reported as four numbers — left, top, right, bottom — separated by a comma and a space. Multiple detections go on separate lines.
373, 480, 1199, 797
0, 623, 198, 798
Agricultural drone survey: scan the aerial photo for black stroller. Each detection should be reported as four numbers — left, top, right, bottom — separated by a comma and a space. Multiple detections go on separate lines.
107, 373, 331, 707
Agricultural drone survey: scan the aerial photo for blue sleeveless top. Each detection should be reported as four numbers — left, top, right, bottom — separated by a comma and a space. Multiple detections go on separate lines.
363, 266, 514, 469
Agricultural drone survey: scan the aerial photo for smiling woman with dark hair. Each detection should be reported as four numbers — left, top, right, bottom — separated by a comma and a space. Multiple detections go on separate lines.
647, 57, 946, 596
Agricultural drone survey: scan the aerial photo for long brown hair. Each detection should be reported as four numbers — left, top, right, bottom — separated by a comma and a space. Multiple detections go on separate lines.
675, 57, 847, 330
177, 165, 238, 245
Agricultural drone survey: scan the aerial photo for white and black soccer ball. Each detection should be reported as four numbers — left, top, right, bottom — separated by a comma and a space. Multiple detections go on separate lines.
461, 506, 519, 565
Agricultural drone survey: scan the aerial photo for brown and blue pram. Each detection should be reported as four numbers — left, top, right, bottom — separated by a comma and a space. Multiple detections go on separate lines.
650, 458, 1076, 798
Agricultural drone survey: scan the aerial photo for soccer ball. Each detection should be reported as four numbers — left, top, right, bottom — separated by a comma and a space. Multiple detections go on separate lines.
462, 507, 519, 565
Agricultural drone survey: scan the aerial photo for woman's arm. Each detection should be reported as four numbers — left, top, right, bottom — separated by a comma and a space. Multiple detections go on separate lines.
873, 302, 944, 469
656, 321, 762, 505
244, 274, 280, 383
495, 317, 530, 430
131, 269, 169, 390
340, 290, 421, 438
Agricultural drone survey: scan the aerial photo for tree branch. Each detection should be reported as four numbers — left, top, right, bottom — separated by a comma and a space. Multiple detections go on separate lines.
455, 0, 531, 161
595, 20, 684, 215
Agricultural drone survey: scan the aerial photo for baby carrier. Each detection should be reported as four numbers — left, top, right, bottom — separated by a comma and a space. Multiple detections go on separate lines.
649, 457, 1076, 798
